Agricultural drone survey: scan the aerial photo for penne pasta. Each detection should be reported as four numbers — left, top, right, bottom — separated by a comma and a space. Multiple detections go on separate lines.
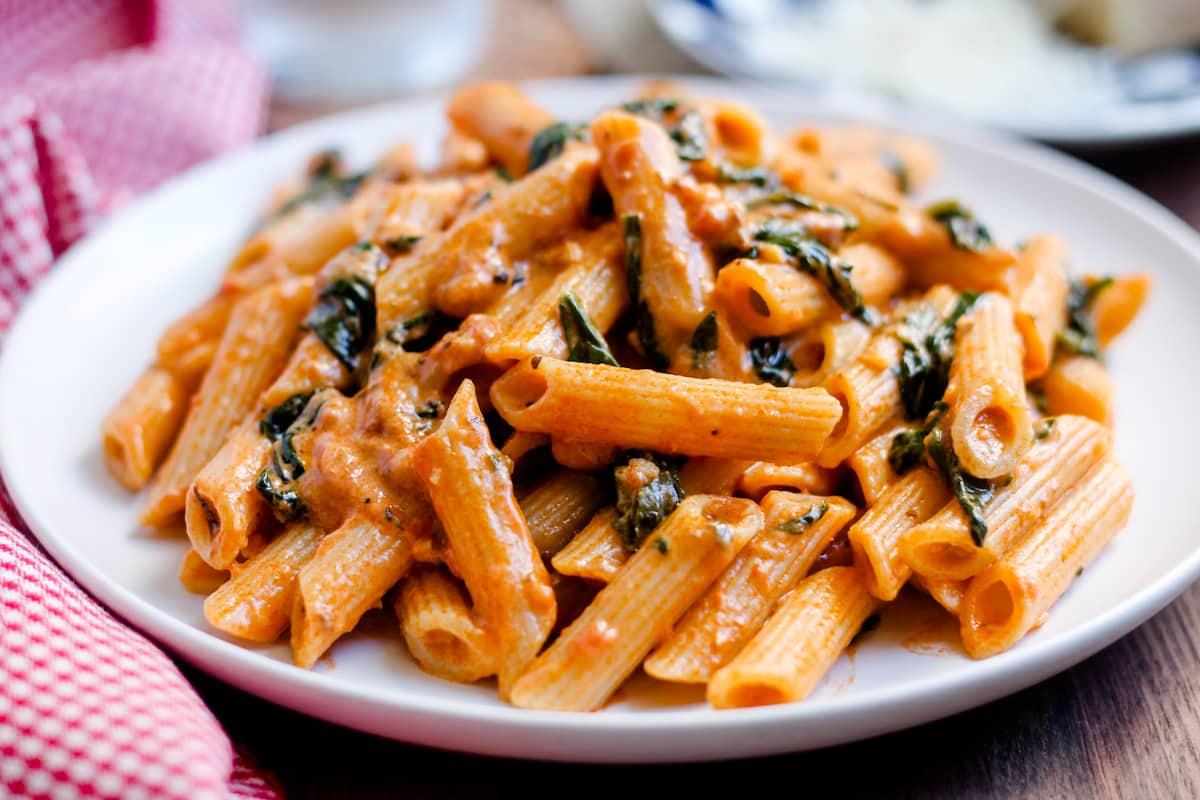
551, 507, 627, 584
1092, 273, 1152, 349
847, 468, 951, 601
944, 292, 1033, 480
102, 367, 191, 491
292, 512, 421, 668
141, 277, 314, 525
491, 357, 843, 464
1040, 355, 1115, 427
645, 492, 856, 683
960, 457, 1134, 658
901, 415, 1111, 581
1012, 235, 1070, 380
845, 419, 907, 505
736, 461, 842, 501
510, 495, 763, 711
179, 548, 229, 595
446, 82, 557, 176
395, 565, 497, 683
787, 318, 873, 389
708, 566, 878, 708
204, 523, 324, 643
591, 110, 714, 364
107, 80, 1148, 711
411, 380, 556, 696
519, 470, 607, 558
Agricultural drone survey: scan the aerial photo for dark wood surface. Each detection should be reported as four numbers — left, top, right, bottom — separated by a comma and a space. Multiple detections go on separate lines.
214, 3, 1200, 796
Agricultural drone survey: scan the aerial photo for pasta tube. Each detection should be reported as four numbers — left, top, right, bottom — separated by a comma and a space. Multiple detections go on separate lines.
519, 470, 607, 558
204, 524, 324, 643
141, 277, 314, 525
900, 415, 1111, 581
1011, 235, 1069, 380
411, 380, 556, 697
510, 495, 763, 711
945, 292, 1033, 479
707, 566, 878, 708
847, 468, 951, 601
491, 357, 843, 464
645, 493, 856, 683
291, 510, 422, 668
960, 458, 1133, 658
395, 566, 498, 684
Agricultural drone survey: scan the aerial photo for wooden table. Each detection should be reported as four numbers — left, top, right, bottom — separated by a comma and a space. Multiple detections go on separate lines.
205, 2, 1200, 795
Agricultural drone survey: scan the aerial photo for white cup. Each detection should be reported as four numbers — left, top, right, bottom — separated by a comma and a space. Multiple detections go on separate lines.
239, 0, 493, 102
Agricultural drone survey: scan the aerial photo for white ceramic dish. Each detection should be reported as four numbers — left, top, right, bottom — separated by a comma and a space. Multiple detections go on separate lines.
647, 0, 1200, 148
1, 76, 1197, 763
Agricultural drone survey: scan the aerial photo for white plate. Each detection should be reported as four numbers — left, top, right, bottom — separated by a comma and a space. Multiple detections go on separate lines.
647, 0, 1200, 147
1, 76, 1198, 763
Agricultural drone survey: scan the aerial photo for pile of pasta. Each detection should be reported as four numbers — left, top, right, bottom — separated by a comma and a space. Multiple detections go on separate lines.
102, 82, 1150, 711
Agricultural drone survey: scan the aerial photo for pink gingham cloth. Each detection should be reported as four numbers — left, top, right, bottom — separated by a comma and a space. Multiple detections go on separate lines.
0, 1, 281, 797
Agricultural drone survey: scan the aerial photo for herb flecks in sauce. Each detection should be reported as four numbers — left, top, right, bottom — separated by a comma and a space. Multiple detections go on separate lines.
878, 149, 909, 194
888, 402, 947, 475
889, 402, 1006, 546
715, 164, 773, 186
926, 424, 1000, 547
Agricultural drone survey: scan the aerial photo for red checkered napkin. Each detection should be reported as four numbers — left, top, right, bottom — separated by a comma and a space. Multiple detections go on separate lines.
1, 2, 280, 797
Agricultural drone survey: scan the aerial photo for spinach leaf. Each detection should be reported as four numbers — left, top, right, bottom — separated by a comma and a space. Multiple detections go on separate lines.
927, 200, 994, 252
275, 151, 365, 220
622, 214, 669, 369
1057, 276, 1114, 359
259, 391, 316, 441
559, 292, 618, 366
888, 402, 947, 474
254, 391, 328, 522
622, 98, 708, 161
746, 194, 859, 232
715, 164, 774, 186
776, 500, 830, 534
528, 121, 588, 172
384, 235, 422, 254
888, 402, 1004, 545
613, 453, 685, 551
690, 311, 719, 370
753, 218, 872, 322
925, 424, 998, 546
255, 469, 305, 521
749, 337, 796, 387
895, 292, 980, 420
307, 276, 376, 370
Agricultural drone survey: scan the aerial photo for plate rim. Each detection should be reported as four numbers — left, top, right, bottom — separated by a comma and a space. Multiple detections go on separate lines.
3, 74, 1200, 761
